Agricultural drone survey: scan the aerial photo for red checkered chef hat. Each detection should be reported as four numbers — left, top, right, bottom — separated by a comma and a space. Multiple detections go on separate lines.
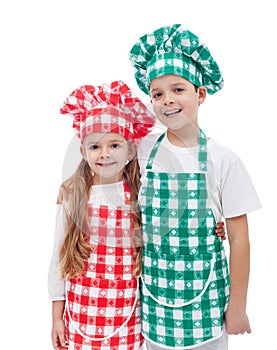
60, 80, 155, 143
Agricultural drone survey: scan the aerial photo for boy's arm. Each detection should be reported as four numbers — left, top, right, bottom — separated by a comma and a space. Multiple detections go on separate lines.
56, 175, 74, 204
224, 214, 251, 335
51, 300, 68, 350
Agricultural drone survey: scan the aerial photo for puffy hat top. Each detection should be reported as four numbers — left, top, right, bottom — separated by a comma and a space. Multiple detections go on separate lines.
129, 24, 224, 95
60, 80, 155, 143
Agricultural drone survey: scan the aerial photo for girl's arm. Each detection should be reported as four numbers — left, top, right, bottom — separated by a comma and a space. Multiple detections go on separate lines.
224, 214, 251, 335
51, 300, 68, 350
215, 221, 226, 240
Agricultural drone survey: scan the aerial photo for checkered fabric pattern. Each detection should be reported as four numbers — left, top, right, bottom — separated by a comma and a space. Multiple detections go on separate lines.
65, 294, 143, 350
141, 264, 229, 348
140, 170, 218, 253
65, 183, 143, 349
129, 24, 224, 95
86, 205, 135, 280
60, 80, 155, 143
142, 251, 216, 306
138, 130, 230, 348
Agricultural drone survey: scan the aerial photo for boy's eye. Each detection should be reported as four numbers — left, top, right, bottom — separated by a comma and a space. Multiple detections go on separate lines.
174, 88, 184, 92
152, 92, 162, 99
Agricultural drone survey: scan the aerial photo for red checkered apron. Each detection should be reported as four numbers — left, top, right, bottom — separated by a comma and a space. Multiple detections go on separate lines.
64, 182, 143, 350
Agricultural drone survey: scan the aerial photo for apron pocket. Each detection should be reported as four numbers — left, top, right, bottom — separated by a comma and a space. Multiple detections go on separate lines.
142, 250, 215, 307
66, 277, 139, 340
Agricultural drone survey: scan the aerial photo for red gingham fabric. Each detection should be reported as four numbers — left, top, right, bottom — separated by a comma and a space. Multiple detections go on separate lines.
64, 182, 143, 350
60, 80, 155, 144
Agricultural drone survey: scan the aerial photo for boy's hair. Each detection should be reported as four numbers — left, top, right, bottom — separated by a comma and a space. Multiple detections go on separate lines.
59, 157, 142, 279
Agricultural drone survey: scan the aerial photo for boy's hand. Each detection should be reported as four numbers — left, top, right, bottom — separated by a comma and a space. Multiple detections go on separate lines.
224, 308, 251, 335
56, 176, 74, 204
215, 221, 227, 240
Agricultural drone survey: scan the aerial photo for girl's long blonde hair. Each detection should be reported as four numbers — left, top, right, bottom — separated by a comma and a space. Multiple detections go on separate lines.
59, 156, 142, 279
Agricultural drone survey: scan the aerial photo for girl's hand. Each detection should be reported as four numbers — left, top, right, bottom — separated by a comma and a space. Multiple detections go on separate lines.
56, 176, 74, 204
215, 221, 227, 240
51, 319, 68, 350
224, 308, 251, 335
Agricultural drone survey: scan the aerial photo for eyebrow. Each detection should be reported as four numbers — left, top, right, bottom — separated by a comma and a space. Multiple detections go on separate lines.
171, 83, 186, 87
86, 139, 124, 145
151, 83, 187, 92
150, 89, 160, 94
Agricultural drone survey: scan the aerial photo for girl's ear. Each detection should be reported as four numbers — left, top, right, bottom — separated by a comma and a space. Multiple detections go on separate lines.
198, 86, 207, 105
80, 146, 86, 160
128, 142, 137, 161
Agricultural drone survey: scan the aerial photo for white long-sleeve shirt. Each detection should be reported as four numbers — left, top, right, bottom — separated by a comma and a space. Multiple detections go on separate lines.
48, 181, 127, 300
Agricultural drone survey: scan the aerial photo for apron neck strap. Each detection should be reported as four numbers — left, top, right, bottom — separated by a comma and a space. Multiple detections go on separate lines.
146, 129, 207, 171
146, 133, 166, 169
198, 129, 207, 171
123, 178, 131, 204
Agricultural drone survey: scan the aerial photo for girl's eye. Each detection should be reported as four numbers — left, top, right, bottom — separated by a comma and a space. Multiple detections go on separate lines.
111, 143, 120, 149
89, 145, 98, 150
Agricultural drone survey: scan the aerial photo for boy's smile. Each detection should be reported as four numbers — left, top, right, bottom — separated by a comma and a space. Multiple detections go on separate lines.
163, 108, 182, 118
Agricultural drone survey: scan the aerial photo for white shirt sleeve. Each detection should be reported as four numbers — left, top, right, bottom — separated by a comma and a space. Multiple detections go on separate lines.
48, 205, 66, 300
220, 157, 262, 218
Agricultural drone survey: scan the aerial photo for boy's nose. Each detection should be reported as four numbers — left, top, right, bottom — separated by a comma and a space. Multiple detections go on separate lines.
163, 92, 174, 105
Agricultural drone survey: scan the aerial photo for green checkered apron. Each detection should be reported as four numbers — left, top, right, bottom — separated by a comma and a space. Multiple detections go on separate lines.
139, 130, 230, 348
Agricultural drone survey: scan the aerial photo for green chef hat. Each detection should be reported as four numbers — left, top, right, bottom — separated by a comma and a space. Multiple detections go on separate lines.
129, 24, 224, 96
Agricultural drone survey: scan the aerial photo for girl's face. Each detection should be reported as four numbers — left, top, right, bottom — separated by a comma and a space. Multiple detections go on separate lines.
81, 132, 134, 185
149, 74, 206, 131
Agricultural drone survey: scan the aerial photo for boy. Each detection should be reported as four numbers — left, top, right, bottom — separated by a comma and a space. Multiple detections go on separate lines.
129, 24, 261, 349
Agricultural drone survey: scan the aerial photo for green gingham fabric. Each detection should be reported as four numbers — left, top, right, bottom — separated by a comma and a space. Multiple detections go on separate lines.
139, 130, 230, 348
129, 24, 224, 96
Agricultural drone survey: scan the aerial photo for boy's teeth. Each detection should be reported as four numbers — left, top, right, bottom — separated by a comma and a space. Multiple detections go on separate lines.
165, 109, 180, 115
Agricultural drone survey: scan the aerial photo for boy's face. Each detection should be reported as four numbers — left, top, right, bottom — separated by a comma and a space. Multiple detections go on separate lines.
149, 75, 206, 131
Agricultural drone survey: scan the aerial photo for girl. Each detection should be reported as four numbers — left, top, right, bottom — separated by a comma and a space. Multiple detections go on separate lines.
48, 80, 155, 350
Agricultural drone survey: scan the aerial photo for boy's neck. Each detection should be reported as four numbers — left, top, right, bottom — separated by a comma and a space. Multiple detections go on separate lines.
166, 124, 199, 148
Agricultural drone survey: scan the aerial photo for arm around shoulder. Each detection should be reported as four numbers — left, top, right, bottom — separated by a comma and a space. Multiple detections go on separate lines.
56, 175, 74, 204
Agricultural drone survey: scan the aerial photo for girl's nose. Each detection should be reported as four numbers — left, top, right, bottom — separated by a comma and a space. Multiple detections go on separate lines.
99, 147, 110, 158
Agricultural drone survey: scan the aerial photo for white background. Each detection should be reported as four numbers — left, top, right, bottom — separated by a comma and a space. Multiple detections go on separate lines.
0, 0, 275, 349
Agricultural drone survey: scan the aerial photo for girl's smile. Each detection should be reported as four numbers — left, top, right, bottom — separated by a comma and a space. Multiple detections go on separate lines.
96, 161, 117, 167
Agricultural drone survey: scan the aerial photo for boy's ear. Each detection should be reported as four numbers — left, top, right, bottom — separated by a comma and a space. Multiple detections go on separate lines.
198, 86, 207, 105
